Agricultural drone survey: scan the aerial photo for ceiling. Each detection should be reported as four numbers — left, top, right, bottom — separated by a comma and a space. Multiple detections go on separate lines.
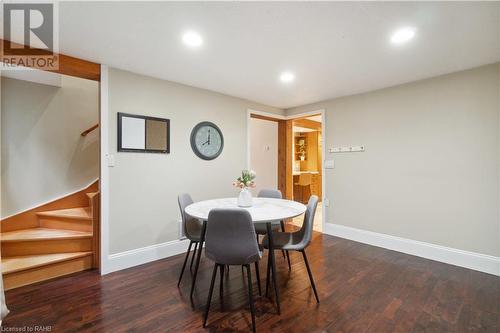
15, 2, 500, 109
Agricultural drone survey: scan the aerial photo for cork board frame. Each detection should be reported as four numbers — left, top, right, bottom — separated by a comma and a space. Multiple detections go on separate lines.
118, 112, 170, 154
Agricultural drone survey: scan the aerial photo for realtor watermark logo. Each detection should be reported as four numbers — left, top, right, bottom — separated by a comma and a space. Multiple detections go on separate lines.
1, 2, 59, 70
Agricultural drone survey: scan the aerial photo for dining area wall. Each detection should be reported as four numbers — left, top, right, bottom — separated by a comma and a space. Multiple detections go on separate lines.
105, 67, 284, 258
286, 63, 500, 261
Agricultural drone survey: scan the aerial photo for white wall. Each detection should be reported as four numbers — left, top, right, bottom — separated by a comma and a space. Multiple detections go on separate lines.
287, 63, 500, 257
249, 118, 278, 195
107, 68, 283, 254
1, 75, 99, 218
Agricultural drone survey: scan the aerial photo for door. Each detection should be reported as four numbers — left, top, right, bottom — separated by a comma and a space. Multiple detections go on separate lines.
249, 117, 278, 195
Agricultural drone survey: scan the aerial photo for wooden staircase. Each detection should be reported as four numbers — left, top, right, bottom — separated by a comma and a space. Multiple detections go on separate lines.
1, 182, 99, 290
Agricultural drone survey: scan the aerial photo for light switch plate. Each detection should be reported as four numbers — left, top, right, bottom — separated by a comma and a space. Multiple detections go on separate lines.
324, 160, 334, 169
107, 154, 115, 167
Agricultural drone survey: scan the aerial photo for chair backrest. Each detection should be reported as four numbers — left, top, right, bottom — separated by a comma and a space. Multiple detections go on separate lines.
297, 173, 313, 186
205, 209, 260, 265
178, 193, 197, 239
258, 189, 282, 199
296, 195, 319, 249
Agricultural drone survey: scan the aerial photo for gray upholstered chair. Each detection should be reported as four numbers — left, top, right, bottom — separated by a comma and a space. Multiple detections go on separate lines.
262, 195, 320, 303
254, 189, 290, 269
254, 189, 283, 235
203, 209, 261, 333
177, 193, 203, 286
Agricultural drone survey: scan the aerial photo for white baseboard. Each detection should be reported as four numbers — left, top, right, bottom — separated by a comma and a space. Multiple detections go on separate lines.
105, 239, 190, 274
103, 224, 499, 276
323, 223, 500, 276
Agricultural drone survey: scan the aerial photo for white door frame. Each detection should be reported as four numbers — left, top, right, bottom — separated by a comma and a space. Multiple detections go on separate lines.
247, 109, 326, 233
99, 65, 111, 274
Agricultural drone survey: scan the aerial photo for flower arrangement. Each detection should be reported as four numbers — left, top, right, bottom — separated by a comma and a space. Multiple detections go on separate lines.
233, 170, 256, 189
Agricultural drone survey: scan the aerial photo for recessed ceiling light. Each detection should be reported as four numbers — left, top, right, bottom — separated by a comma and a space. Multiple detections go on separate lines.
390, 27, 416, 45
280, 71, 295, 84
182, 31, 203, 48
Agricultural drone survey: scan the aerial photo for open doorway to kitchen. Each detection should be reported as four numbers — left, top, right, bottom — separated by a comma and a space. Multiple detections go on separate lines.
290, 114, 323, 232
248, 110, 324, 233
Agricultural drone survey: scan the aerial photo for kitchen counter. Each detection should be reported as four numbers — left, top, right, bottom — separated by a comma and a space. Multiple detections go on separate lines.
292, 171, 319, 176
293, 172, 322, 203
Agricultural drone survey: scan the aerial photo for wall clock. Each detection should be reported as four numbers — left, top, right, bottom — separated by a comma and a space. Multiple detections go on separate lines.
190, 121, 224, 160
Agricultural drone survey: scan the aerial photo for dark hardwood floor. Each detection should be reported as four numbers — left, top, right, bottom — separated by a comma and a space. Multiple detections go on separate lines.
2, 231, 499, 332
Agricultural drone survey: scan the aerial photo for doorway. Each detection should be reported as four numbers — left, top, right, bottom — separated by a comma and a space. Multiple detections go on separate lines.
248, 110, 324, 233
290, 114, 323, 232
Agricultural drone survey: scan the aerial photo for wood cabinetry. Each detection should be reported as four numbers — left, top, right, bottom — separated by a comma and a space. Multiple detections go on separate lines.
310, 173, 322, 199
292, 117, 322, 204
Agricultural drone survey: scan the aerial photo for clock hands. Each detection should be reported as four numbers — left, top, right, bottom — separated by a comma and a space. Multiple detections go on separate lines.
202, 128, 212, 146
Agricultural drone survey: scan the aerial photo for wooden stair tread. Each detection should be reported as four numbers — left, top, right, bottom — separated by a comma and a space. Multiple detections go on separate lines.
2, 252, 93, 274
86, 192, 99, 199
1, 228, 92, 242
37, 207, 91, 220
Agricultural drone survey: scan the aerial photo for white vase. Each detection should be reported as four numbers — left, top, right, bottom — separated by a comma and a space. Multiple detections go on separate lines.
237, 187, 253, 207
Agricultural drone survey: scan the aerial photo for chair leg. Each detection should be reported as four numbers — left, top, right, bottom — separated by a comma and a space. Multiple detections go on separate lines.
177, 240, 193, 286
203, 264, 219, 328
254, 261, 262, 296
219, 264, 224, 299
285, 251, 291, 271
280, 221, 290, 267
265, 252, 271, 297
245, 265, 257, 333
301, 250, 320, 303
190, 221, 206, 301
190, 242, 198, 270
266, 224, 281, 314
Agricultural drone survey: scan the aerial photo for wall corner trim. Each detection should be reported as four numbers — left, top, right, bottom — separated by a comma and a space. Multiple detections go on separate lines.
323, 223, 500, 276
104, 239, 189, 274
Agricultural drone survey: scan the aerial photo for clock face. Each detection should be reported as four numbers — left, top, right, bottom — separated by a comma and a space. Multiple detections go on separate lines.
190, 122, 224, 160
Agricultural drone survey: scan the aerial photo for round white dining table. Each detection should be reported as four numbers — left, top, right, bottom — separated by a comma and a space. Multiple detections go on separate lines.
184, 197, 306, 314
185, 197, 306, 223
